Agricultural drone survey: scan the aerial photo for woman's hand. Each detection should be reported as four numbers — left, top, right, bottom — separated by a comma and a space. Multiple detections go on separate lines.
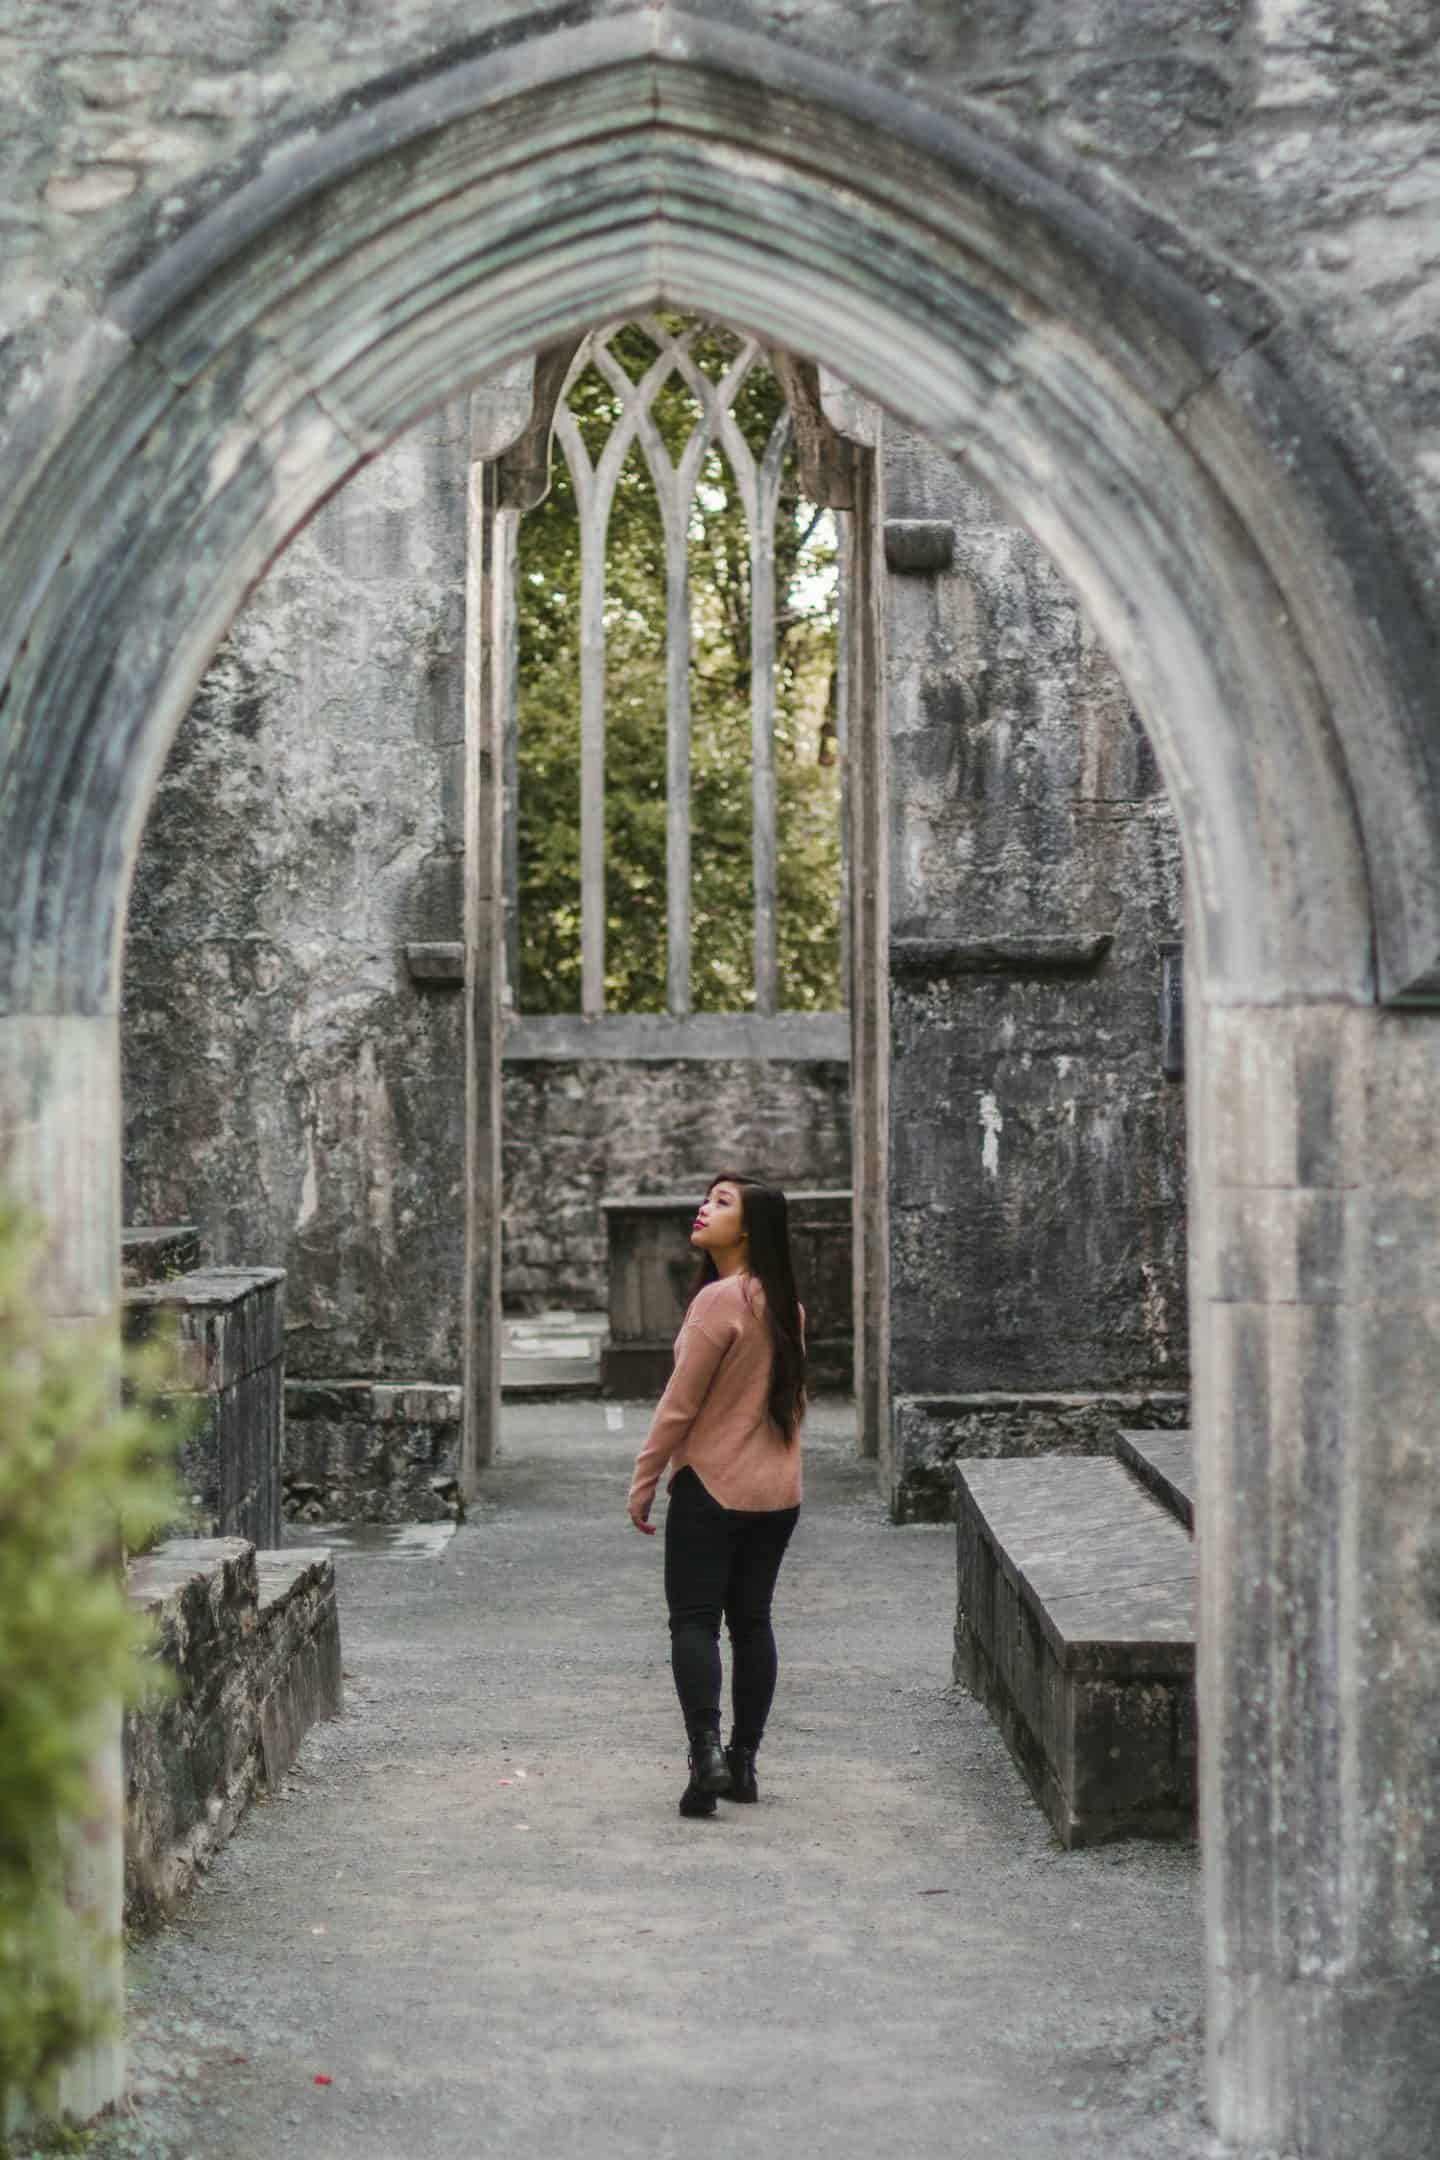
628, 1495, 656, 1536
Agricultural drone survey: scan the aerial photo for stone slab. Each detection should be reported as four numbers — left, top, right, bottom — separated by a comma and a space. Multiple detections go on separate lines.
889, 1394, 1191, 1523
1116, 1428, 1196, 1532
954, 1458, 1196, 1845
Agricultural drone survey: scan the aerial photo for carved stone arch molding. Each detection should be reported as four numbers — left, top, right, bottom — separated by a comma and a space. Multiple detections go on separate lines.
4, 10, 1440, 2152
2, 11, 1439, 1015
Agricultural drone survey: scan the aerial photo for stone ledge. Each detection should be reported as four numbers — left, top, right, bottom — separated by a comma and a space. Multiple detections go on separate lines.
890, 934, 1114, 980
954, 1459, 1196, 1848
505, 1012, 851, 1061
124, 1537, 342, 1929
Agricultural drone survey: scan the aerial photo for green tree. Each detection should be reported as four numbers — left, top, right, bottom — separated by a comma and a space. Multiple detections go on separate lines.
0, 1203, 181, 2133
516, 321, 841, 1015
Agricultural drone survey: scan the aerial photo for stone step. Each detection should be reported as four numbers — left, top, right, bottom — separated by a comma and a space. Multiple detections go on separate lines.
1116, 1428, 1195, 1533
954, 1457, 1196, 1849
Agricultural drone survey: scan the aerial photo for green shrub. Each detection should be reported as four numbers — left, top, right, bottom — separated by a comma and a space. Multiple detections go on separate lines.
0, 1201, 183, 2128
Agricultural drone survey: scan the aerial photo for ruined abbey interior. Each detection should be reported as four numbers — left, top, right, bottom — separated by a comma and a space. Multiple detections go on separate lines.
3, 5, 1440, 2156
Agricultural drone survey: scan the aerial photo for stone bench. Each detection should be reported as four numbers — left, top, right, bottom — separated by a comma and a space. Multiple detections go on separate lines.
953, 1455, 1196, 1848
123, 1536, 342, 1928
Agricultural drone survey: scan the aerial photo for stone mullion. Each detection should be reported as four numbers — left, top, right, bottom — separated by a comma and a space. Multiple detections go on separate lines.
639, 359, 729, 1021
750, 412, 790, 1017
566, 338, 688, 1017
461, 459, 508, 1494
551, 410, 608, 1019
628, 355, 708, 1022
835, 514, 851, 1001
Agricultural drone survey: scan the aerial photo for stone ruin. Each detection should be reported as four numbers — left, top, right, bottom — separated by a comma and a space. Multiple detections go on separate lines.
4, 5, 1440, 2150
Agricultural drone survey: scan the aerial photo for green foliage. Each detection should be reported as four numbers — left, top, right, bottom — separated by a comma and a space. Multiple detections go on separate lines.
516, 320, 842, 1014
0, 1204, 182, 2126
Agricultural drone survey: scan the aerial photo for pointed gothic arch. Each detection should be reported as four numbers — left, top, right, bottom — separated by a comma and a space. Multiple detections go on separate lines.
2, 14, 1439, 2151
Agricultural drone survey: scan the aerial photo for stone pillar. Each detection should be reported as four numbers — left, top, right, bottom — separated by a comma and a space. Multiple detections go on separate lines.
1194, 995, 1440, 2157
842, 446, 889, 1465
461, 455, 509, 1494
0, 1014, 126, 2119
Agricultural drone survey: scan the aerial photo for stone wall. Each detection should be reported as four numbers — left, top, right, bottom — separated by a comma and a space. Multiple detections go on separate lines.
884, 435, 1188, 1515
283, 1380, 463, 1525
122, 406, 472, 1386
122, 421, 853, 1368
502, 1056, 851, 1313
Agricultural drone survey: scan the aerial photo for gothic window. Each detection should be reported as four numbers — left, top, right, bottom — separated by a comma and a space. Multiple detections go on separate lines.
514, 318, 841, 1018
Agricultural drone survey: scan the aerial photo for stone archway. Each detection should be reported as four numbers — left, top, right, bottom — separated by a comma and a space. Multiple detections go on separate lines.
3, 15, 1439, 2153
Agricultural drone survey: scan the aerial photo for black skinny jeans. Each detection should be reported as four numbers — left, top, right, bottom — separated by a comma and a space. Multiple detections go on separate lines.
663, 1464, 800, 1750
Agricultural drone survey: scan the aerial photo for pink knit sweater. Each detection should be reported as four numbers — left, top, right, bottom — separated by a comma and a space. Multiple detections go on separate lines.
627, 1273, 804, 1515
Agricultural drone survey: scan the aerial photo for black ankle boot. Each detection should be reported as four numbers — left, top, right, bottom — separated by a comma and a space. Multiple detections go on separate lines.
679, 1727, 728, 1818
678, 1773, 717, 1819
724, 1740, 759, 1803
688, 1728, 730, 1794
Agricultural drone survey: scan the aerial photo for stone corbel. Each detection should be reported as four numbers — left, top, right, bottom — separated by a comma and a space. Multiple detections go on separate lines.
890, 934, 1114, 979
467, 337, 586, 508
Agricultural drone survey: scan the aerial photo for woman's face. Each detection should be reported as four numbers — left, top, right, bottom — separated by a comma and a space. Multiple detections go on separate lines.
691, 1181, 747, 1255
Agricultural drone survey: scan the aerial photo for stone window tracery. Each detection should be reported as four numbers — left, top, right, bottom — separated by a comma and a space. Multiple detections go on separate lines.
514, 317, 841, 1021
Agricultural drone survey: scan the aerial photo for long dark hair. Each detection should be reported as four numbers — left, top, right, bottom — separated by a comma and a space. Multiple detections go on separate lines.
690, 1173, 806, 1441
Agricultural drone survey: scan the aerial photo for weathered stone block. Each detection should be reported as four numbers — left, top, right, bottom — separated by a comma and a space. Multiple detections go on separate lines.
954, 1458, 1196, 1846
883, 518, 955, 574
124, 1267, 285, 1546
283, 1379, 462, 1522
504, 1056, 851, 1315
124, 1537, 340, 1929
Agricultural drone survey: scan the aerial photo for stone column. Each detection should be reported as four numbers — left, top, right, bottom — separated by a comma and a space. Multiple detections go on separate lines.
461, 454, 510, 1495
843, 446, 889, 1465
1194, 994, 1440, 2157
0, 1013, 126, 2119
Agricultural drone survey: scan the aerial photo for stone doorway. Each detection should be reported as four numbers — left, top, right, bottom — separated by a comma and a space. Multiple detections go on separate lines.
4, 19, 1440, 2153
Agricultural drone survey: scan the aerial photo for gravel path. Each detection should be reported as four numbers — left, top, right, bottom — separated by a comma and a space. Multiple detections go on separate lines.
104, 1401, 1218, 2160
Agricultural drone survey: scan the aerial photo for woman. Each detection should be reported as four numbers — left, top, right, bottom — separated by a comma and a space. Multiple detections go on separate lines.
626, 1173, 806, 1818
